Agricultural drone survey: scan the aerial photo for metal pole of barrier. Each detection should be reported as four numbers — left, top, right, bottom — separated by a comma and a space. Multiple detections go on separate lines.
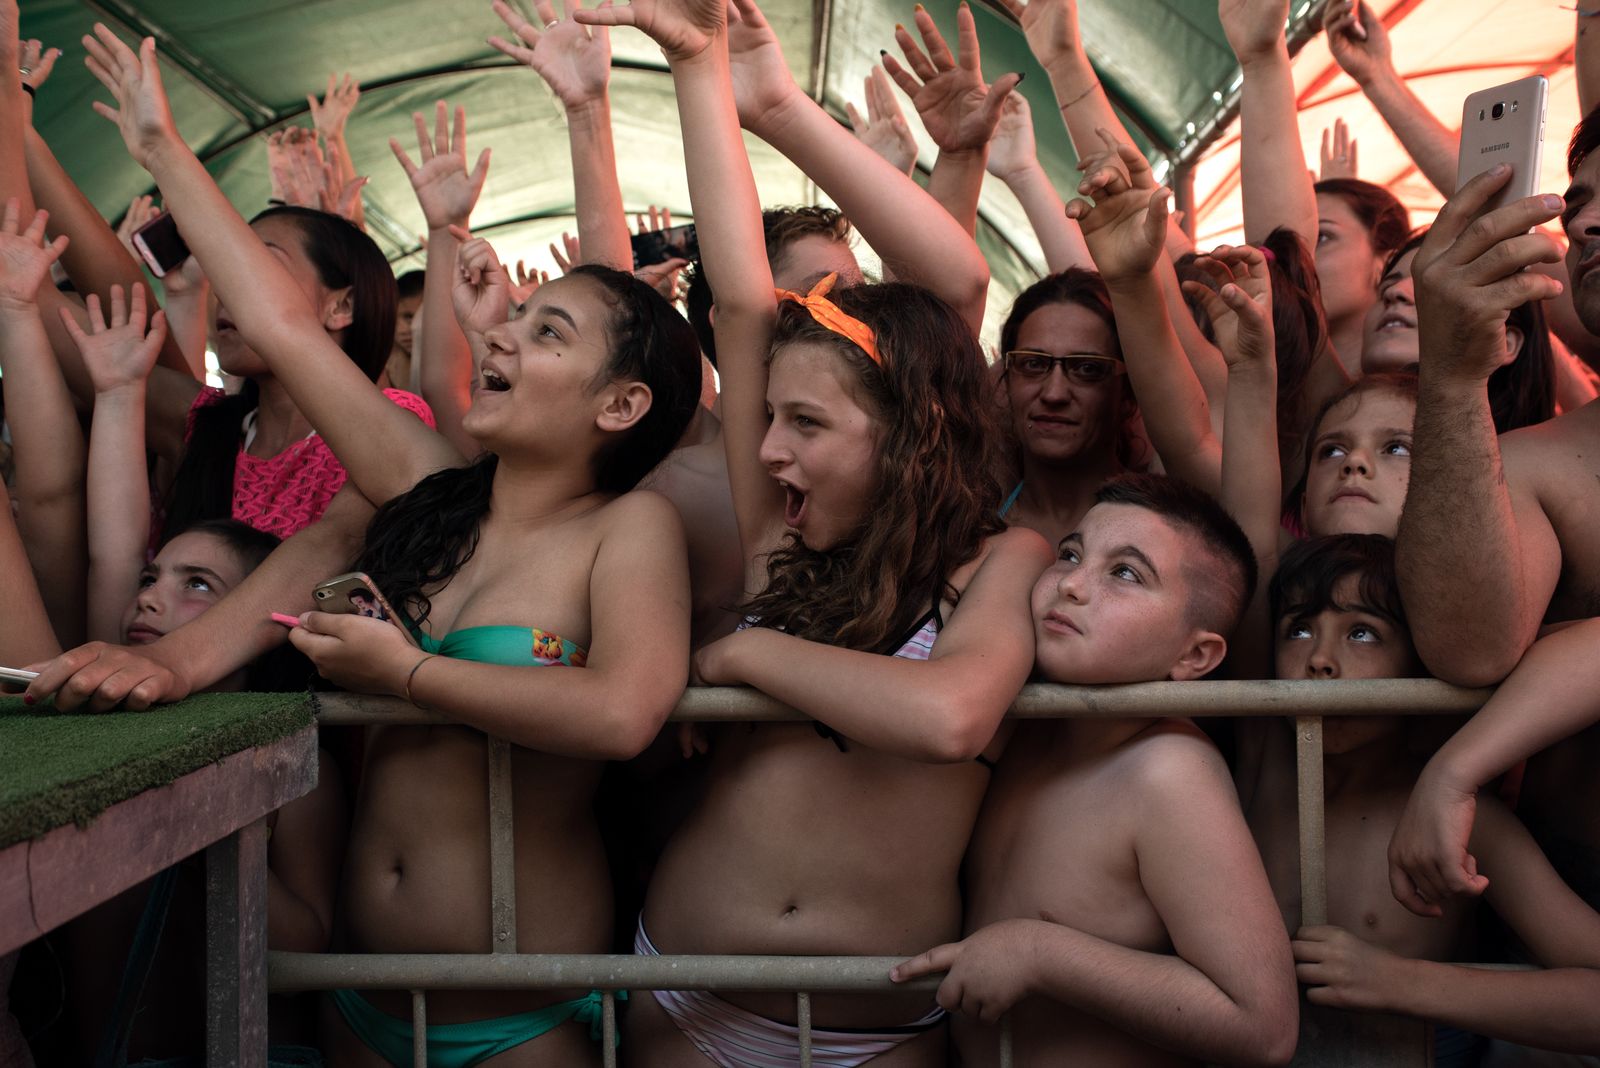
998, 1014, 1013, 1067
410, 990, 426, 1068
602, 991, 617, 1068
312, 678, 1491, 726
487, 737, 517, 954
1295, 716, 1328, 926
797, 992, 812, 1068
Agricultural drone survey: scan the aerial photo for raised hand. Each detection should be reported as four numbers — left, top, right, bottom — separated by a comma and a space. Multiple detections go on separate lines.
448, 224, 512, 335
114, 193, 159, 262
634, 205, 687, 298
20, 39, 62, 93
572, 0, 725, 64
390, 101, 491, 233
1065, 129, 1170, 284
550, 230, 580, 274
61, 282, 167, 395
1218, 0, 1289, 65
985, 91, 1039, 181
81, 24, 180, 169
307, 73, 361, 140
267, 127, 328, 208
490, 0, 612, 112
1180, 245, 1274, 369
0, 199, 69, 311
1412, 167, 1564, 384
723, 0, 800, 131
847, 66, 919, 176
883, 3, 1020, 155
1319, 118, 1359, 180
1323, 0, 1392, 88
317, 158, 369, 223
509, 259, 548, 308
993, 0, 1082, 72
1387, 768, 1486, 917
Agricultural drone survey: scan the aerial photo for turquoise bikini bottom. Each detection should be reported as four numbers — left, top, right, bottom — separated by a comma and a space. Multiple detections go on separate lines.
330, 987, 617, 1068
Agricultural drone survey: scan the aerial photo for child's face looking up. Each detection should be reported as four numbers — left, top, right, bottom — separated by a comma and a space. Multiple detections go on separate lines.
760, 341, 881, 551
1274, 575, 1419, 683
1031, 503, 1224, 685
122, 531, 251, 646
1301, 389, 1414, 538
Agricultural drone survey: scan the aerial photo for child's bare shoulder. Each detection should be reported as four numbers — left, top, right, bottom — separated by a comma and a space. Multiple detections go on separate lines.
1117, 720, 1238, 808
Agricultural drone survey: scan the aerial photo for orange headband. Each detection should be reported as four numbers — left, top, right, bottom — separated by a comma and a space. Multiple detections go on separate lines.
774, 272, 881, 366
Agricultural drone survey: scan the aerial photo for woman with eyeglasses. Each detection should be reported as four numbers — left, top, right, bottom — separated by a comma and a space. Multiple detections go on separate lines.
995, 269, 1148, 546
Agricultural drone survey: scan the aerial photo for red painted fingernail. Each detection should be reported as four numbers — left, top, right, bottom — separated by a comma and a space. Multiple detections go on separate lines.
22, 694, 35, 705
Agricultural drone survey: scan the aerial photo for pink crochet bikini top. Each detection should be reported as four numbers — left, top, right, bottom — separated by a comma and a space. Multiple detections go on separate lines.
183, 386, 436, 540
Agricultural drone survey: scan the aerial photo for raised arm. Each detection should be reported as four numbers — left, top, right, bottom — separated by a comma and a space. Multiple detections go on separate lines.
491, 0, 632, 272
1069, 133, 1221, 492
83, 26, 462, 504
1395, 168, 1565, 685
389, 101, 492, 459
64, 284, 167, 644
725, 0, 990, 333
845, 66, 920, 177
1220, 0, 1318, 247
1324, 1, 1456, 197
0, 201, 87, 645
26, 482, 373, 711
883, 3, 1019, 238
986, 92, 1093, 273
307, 74, 365, 230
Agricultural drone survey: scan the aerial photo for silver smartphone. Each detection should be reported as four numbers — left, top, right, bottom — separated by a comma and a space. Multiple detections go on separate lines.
0, 667, 39, 684
1457, 75, 1548, 213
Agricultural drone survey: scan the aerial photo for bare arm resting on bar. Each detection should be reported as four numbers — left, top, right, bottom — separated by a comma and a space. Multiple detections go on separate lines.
25, 484, 373, 711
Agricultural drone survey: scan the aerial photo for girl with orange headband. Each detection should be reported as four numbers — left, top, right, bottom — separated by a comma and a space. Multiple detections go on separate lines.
574, 0, 1053, 1062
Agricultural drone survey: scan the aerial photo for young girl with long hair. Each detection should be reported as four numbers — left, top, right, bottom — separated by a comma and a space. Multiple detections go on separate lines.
81, 26, 701, 1065
571, 0, 1052, 1062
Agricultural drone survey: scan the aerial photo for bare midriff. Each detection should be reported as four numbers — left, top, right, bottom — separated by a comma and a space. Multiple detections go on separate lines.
342, 723, 610, 1023
645, 721, 991, 1026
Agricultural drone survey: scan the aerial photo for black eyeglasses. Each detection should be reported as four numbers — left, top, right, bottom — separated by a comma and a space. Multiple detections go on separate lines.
1004, 351, 1125, 384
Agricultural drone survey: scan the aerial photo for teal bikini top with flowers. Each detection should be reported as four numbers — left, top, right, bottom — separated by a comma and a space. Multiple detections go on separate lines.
408, 623, 589, 668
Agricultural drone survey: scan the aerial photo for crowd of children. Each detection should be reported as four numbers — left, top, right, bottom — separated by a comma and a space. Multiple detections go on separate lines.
3, 0, 1600, 1064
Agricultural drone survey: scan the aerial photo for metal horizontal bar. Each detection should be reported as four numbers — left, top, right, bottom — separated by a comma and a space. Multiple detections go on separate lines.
312, 678, 1490, 726
267, 951, 940, 995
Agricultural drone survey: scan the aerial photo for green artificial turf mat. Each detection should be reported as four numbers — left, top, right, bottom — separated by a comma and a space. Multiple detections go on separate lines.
0, 692, 313, 849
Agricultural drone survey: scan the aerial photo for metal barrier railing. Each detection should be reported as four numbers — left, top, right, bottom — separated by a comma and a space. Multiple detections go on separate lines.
277, 680, 1495, 1068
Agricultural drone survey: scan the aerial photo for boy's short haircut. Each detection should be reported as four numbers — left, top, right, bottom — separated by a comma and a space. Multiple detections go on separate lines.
685, 206, 854, 367
1095, 473, 1257, 636
395, 269, 426, 300
169, 518, 282, 574
1269, 533, 1406, 631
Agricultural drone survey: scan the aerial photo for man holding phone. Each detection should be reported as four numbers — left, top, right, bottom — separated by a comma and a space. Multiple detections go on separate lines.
1394, 111, 1600, 919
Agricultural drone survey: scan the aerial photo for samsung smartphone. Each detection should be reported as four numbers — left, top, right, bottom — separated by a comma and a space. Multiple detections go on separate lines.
0, 667, 39, 685
312, 572, 420, 646
132, 212, 192, 278
631, 223, 699, 268
1457, 75, 1548, 213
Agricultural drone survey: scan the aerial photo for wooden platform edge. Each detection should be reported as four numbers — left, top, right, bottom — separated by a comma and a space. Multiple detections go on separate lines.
0, 723, 318, 955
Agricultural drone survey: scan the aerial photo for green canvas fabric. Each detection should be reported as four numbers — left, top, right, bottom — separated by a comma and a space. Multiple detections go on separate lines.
0, 692, 313, 849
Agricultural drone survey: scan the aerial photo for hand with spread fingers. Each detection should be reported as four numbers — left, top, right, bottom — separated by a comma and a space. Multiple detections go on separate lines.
62, 283, 167, 396
0, 198, 69, 311
571, 0, 726, 64
1065, 128, 1170, 285
307, 72, 361, 142
19, 38, 62, 92
882, 2, 1020, 156
1181, 245, 1275, 371
891, 919, 1042, 1025
1320, 117, 1359, 180
490, 0, 613, 112
267, 127, 328, 209
80, 23, 181, 169
509, 259, 548, 309
985, 91, 1040, 182
634, 205, 688, 299
449, 224, 512, 335
551, 230, 581, 274
389, 101, 492, 234
847, 66, 919, 176
1412, 166, 1566, 384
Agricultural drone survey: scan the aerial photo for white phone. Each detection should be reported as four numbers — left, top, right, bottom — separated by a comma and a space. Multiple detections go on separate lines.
1457, 75, 1548, 214
0, 667, 39, 684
